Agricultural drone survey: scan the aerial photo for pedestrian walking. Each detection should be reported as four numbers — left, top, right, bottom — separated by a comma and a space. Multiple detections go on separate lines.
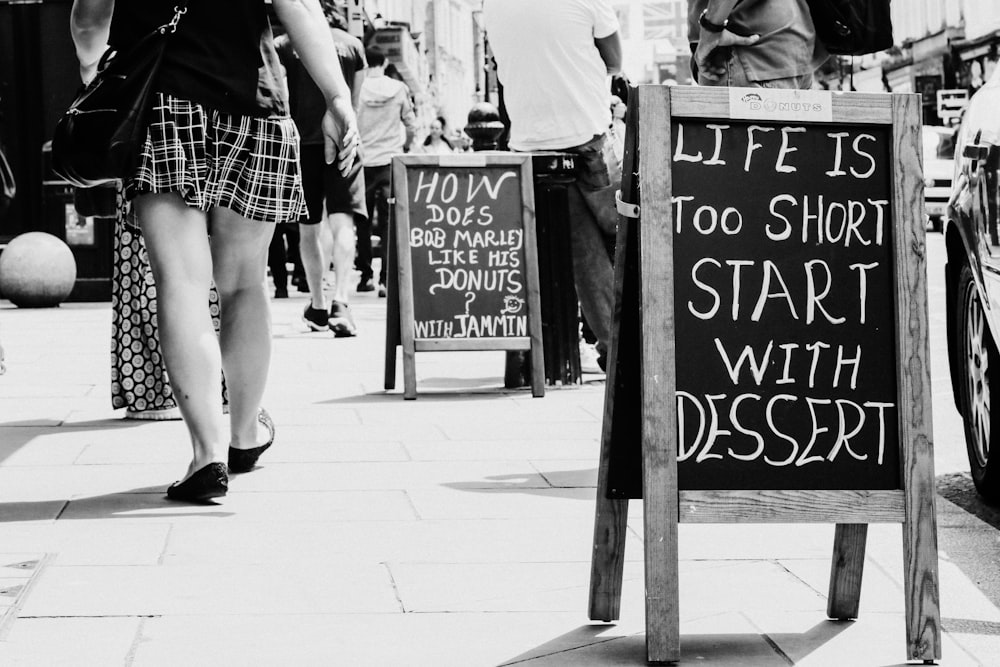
689, 0, 827, 89
267, 221, 306, 298
69, 17, 228, 422
278, 0, 367, 336
357, 46, 416, 296
483, 0, 622, 373
69, 0, 359, 503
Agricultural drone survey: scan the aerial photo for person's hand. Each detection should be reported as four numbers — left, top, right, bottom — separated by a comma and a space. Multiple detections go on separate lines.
323, 96, 359, 176
695, 29, 760, 82
611, 96, 626, 120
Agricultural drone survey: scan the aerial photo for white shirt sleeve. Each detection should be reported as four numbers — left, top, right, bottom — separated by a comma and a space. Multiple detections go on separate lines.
589, 0, 620, 40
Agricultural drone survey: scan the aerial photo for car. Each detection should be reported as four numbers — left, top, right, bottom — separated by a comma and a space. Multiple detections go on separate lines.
923, 125, 956, 233
945, 68, 1000, 501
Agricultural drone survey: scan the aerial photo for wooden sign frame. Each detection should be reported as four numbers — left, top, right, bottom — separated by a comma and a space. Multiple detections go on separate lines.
384, 153, 545, 399
588, 86, 940, 663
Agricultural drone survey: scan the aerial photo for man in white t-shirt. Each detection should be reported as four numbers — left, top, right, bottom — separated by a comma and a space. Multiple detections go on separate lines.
483, 0, 622, 373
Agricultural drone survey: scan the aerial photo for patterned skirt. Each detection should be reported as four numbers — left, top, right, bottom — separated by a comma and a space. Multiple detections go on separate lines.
124, 92, 308, 224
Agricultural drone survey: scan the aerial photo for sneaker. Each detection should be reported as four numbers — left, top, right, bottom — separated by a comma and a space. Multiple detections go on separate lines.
579, 341, 605, 375
357, 278, 375, 293
378, 283, 387, 298
302, 305, 329, 332
328, 300, 357, 337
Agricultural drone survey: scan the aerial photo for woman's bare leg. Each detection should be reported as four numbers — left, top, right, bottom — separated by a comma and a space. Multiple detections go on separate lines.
135, 193, 225, 479
209, 207, 276, 451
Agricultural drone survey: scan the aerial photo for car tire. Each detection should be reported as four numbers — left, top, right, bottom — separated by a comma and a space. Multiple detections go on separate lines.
956, 262, 1000, 501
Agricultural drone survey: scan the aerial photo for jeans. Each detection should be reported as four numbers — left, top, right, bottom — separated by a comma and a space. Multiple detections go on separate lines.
563, 135, 618, 356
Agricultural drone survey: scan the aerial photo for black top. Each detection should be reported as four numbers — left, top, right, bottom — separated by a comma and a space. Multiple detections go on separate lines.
110, 0, 267, 116
278, 27, 366, 145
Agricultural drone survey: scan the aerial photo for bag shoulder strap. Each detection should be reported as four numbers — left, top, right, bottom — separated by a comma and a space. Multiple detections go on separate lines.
97, 1, 191, 74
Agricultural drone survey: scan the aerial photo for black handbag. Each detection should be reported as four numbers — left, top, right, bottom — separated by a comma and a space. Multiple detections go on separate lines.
806, 0, 894, 56
51, 2, 189, 188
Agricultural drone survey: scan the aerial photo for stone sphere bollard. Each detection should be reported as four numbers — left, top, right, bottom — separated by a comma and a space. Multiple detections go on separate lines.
0, 232, 77, 307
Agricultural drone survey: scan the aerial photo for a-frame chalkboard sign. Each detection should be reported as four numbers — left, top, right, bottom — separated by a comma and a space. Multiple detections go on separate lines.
384, 153, 545, 399
588, 85, 940, 663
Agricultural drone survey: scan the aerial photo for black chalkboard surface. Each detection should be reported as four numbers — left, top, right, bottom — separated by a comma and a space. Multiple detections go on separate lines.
406, 164, 529, 340
386, 154, 544, 399
671, 120, 900, 490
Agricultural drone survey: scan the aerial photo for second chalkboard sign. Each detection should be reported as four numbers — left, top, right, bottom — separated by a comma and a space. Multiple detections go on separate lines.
387, 154, 544, 399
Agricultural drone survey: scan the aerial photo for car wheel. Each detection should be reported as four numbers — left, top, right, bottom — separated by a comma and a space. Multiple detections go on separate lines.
956, 262, 1000, 501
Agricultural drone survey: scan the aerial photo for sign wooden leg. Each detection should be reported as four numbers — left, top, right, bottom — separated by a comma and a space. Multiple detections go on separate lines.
903, 502, 941, 661
643, 462, 680, 663
384, 193, 400, 391
902, 444, 941, 660
827, 523, 867, 619
529, 341, 545, 397
589, 155, 637, 622
637, 84, 680, 663
589, 467, 628, 620
384, 301, 399, 391
401, 347, 417, 399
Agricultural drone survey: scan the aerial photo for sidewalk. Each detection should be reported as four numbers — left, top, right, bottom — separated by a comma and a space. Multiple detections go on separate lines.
0, 287, 998, 666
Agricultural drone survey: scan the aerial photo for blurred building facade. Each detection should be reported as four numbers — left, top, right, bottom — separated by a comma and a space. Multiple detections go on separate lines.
829, 0, 1000, 126
363, 0, 485, 138
612, 0, 691, 85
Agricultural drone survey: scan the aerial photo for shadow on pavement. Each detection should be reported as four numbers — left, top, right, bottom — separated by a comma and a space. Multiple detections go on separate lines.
498, 620, 861, 665
444, 470, 596, 501
319, 389, 524, 404
941, 617, 1000, 635
937, 472, 1000, 529
0, 487, 233, 523
0, 416, 155, 468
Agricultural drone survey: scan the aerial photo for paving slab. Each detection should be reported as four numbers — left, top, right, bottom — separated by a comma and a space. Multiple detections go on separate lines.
440, 420, 603, 442
159, 517, 630, 565
0, 617, 140, 667
406, 486, 595, 520
403, 438, 599, 461
75, 437, 409, 464
131, 613, 644, 667
19, 562, 400, 617
0, 523, 168, 565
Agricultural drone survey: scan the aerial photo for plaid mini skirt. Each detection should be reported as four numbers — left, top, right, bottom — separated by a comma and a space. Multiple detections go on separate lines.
125, 93, 308, 224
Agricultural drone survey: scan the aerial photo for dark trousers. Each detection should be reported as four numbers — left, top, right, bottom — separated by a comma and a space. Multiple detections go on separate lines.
359, 164, 391, 283
267, 222, 303, 292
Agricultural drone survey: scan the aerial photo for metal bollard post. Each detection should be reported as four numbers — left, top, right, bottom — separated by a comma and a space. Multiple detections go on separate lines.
463, 104, 582, 387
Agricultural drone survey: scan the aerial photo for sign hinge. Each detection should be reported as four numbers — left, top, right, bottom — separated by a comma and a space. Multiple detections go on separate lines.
616, 190, 639, 218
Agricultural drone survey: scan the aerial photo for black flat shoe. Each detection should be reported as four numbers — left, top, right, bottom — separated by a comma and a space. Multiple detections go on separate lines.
228, 408, 275, 474
166, 462, 228, 503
